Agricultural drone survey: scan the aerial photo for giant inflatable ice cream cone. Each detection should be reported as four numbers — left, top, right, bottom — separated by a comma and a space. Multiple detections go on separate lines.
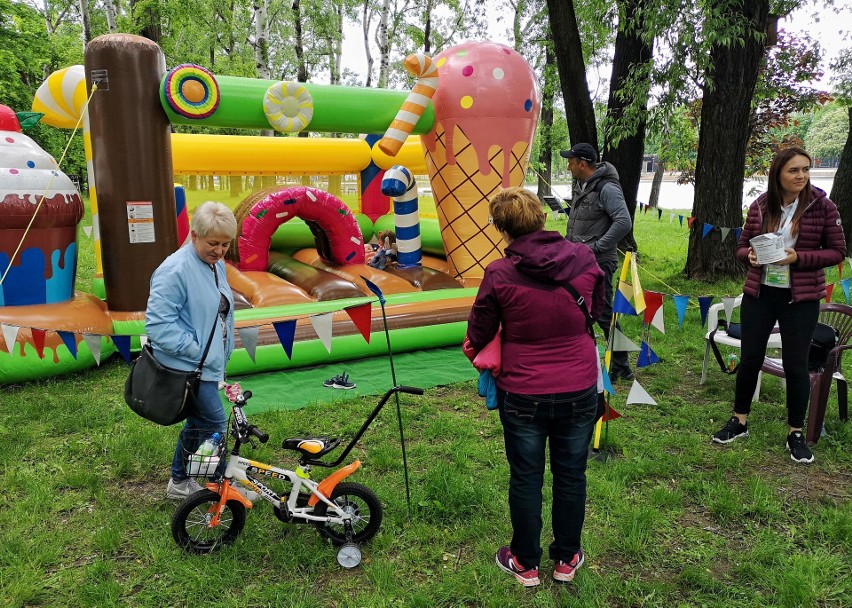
421, 42, 540, 283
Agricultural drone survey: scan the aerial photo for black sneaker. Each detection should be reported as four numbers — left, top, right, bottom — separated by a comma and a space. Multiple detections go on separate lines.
786, 431, 814, 464
611, 368, 634, 381
323, 373, 343, 388
332, 373, 356, 390
712, 416, 748, 444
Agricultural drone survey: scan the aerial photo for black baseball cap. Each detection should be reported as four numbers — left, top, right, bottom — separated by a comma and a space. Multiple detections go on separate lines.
560, 143, 598, 163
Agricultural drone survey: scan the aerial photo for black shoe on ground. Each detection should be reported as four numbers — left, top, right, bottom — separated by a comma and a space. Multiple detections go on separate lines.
323, 373, 343, 388
786, 431, 814, 464
332, 372, 356, 390
611, 368, 634, 381
712, 416, 748, 444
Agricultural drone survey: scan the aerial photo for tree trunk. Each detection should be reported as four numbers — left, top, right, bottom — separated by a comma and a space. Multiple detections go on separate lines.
648, 161, 664, 208
230, 175, 243, 198
545, 0, 597, 145
376, 0, 391, 88
603, 0, 653, 255
537, 44, 556, 199
832, 107, 852, 250
130, 0, 162, 43
362, 0, 374, 87
104, 0, 118, 31
685, 0, 769, 280
79, 0, 91, 48
254, 0, 270, 80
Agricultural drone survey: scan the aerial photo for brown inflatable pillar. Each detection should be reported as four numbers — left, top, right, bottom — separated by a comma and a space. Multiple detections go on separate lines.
85, 34, 178, 312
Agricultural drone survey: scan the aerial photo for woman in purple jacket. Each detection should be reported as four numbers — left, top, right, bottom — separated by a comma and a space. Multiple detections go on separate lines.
712, 147, 846, 464
467, 187, 605, 587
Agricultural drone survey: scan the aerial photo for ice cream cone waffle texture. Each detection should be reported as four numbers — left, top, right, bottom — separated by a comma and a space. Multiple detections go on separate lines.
421, 41, 540, 283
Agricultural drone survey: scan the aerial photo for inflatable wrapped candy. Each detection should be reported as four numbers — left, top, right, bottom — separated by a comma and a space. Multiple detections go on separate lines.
421, 42, 541, 283
0, 104, 84, 306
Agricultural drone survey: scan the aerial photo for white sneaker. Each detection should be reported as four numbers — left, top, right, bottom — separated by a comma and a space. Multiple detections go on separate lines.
167, 477, 203, 500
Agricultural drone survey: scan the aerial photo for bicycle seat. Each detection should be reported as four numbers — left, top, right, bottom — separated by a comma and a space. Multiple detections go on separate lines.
282, 437, 340, 459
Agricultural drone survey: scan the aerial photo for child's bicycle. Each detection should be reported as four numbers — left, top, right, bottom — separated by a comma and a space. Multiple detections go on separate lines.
171, 383, 423, 568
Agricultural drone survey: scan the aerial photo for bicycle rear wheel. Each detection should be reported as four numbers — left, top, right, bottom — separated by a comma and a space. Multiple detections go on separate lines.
172, 489, 246, 554
313, 482, 382, 545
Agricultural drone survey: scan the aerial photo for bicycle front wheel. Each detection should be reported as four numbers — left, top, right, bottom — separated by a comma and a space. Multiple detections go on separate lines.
171, 489, 246, 554
313, 482, 382, 545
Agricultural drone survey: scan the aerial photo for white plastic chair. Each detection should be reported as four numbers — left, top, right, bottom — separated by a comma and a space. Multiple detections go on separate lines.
701, 294, 783, 401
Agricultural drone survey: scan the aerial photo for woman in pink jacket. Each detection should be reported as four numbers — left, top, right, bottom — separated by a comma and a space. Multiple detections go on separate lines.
712, 147, 846, 464
467, 187, 604, 587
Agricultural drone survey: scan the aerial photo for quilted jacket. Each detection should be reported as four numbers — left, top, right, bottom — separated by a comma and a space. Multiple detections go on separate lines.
737, 186, 846, 302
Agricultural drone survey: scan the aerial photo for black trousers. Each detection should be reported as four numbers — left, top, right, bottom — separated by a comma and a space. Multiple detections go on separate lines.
734, 286, 819, 428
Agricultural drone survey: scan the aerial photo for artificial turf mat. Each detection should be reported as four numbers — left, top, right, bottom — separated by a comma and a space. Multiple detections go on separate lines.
224, 346, 478, 414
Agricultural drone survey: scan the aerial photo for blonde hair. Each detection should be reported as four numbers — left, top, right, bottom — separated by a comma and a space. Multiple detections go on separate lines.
191, 201, 238, 239
489, 187, 546, 239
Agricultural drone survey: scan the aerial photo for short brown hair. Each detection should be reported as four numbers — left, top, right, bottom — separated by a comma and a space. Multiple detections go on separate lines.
489, 187, 546, 239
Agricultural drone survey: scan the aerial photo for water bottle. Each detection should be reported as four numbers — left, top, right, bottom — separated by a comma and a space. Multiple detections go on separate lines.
726, 354, 739, 372
195, 432, 222, 457
188, 432, 221, 475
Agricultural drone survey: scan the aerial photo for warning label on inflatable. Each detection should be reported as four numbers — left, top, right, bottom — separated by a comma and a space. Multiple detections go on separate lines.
127, 201, 155, 244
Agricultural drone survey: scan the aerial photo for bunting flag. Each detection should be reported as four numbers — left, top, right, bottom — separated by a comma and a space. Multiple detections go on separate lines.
678, 215, 684, 227
309, 312, 334, 353
345, 303, 373, 343
657, 208, 663, 220
643, 291, 665, 334
613, 252, 637, 315
673, 295, 689, 327
57, 330, 78, 359
361, 275, 386, 305
639, 202, 644, 211
602, 402, 622, 422
698, 296, 714, 327
272, 320, 297, 359
139, 335, 148, 348
637, 341, 661, 368
687, 217, 696, 228
237, 326, 259, 363
613, 290, 636, 315
111, 334, 132, 363
720, 227, 731, 242
601, 364, 615, 395
722, 296, 738, 323
670, 213, 675, 224
644, 205, 650, 214
734, 227, 742, 241
1, 323, 20, 353
826, 283, 834, 302
31, 328, 47, 359
612, 328, 641, 352
82, 225, 93, 238
626, 379, 658, 405
83, 333, 102, 364
630, 254, 645, 313
702, 223, 714, 238
841, 278, 851, 304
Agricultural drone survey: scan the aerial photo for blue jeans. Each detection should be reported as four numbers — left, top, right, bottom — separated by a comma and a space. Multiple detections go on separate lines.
170, 380, 227, 481
498, 385, 597, 568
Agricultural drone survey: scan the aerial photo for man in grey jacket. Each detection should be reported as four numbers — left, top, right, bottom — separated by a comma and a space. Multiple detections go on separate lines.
562, 143, 634, 380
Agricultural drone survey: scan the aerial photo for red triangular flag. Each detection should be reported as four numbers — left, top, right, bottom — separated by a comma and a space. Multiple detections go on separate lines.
826, 283, 835, 302
603, 403, 622, 422
687, 217, 696, 228
345, 303, 372, 344
31, 328, 47, 359
643, 291, 664, 326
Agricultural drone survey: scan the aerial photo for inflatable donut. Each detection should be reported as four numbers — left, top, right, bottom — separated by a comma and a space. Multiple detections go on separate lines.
263, 81, 314, 133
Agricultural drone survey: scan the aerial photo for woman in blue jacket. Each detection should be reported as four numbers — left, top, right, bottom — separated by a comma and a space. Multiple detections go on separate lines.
146, 201, 237, 500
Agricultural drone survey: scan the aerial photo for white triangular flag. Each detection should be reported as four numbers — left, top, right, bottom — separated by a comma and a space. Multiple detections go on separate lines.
722, 296, 738, 324
83, 333, 102, 365
651, 307, 665, 334
626, 380, 657, 405
237, 326, 259, 363
669, 213, 675, 224
720, 227, 730, 243
1, 323, 20, 353
611, 328, 641, 352
82, 225, 93, 238
310, 312, 334, 353
139, 335, 148, 348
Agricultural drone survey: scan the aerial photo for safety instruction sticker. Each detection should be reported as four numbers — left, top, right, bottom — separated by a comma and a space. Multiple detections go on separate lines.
127, 201, 156, 243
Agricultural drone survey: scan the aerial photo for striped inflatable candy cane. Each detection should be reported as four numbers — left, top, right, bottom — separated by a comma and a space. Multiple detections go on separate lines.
378, 54, 438, 157
380, 165, 422, 268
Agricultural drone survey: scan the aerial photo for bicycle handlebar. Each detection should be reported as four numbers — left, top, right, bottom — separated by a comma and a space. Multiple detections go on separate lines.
396, 386, 424, 396
249, 425, 269, 443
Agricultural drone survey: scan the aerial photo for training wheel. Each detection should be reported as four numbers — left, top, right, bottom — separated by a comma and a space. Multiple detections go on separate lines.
336, 543, 362, 569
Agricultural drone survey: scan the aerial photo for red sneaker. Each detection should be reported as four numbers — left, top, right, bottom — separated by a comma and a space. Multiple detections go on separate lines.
495, 546, 540, 587
553, 550, 584, 583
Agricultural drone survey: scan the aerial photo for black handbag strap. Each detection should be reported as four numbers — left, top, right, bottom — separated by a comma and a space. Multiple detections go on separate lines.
563, 282, 596, 339
708, 321, 738, 375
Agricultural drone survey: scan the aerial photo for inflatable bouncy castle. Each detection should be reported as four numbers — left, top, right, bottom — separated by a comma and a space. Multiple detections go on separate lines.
0, 34, 541, 383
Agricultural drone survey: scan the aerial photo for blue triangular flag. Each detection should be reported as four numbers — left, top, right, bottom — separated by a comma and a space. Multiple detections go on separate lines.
360, 275, 386, 305
111, 335, 132, 363
698, 296, 714, 327
842, 278, 851, 304
612, 290, 637, 315
272, 320, 297, 359
602, 365, 615, 395
57, 330, 78, 359
702, 223, 714, 238
657, 208, 663, 220
637, 341, 661, 368
678, 215, 684, 227
673, 295, 689, 327
734, 227, 742, 241
639, 202, 644, 211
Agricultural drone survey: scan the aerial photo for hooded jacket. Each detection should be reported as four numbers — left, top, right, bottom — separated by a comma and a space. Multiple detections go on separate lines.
467, 230, 605, 394
565, 162, 632, 264
738, 186, 845, 302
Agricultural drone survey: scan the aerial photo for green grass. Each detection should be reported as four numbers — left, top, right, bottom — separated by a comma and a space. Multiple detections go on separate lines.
2, 197, 850, 607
